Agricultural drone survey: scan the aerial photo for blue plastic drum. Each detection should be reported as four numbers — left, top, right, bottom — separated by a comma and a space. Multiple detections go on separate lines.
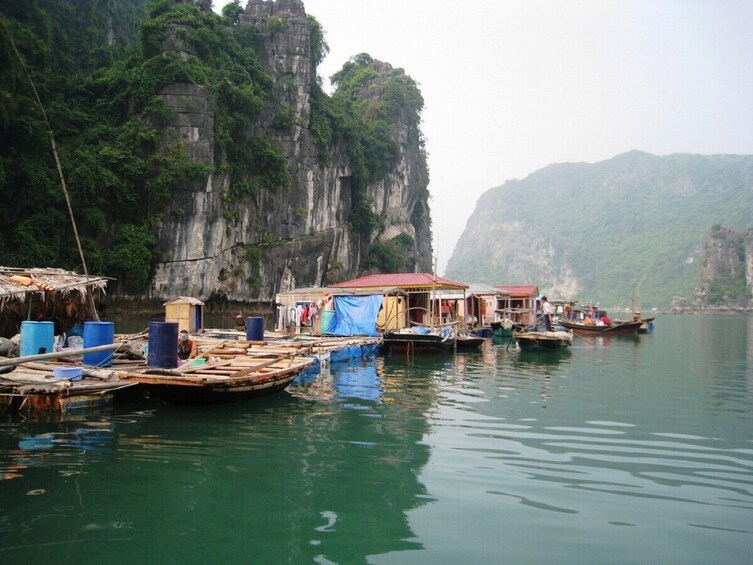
83, 321, 115, 367
148, 322, 178, 368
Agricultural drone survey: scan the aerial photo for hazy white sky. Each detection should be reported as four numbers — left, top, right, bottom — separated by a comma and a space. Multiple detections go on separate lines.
216, 0, 753, 273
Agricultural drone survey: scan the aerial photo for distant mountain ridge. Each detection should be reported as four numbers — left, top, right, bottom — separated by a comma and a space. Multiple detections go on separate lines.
444, 151, 753, 309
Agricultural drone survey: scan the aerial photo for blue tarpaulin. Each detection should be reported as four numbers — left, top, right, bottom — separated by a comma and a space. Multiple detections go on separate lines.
324, 295, 383, 336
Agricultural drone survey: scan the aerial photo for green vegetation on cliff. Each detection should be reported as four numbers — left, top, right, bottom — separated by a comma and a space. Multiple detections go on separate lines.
307, 50, 430, 272
310, 52, 428, 245
0, 1, 430, 292
700, 224, 751, 307
0, 0, 148, 282
445, 151, 753, 308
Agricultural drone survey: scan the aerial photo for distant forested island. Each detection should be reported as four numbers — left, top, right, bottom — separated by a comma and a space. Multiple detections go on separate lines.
445, 151, 753, 311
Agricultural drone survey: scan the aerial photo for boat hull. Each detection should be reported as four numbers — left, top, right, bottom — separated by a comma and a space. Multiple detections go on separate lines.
136, 374, 297, 405
558, 320, 643, 336
515, 330, 572, 349
119, 355, 317, 405
383, 332, 456, 353
456, 335, 485, 350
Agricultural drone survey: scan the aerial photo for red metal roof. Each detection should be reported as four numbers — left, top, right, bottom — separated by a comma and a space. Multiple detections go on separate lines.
331, 273, 468, 290
496, 285, 539, 296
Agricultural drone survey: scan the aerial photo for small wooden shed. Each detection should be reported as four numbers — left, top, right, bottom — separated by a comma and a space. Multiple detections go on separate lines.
164, 297, 205, 333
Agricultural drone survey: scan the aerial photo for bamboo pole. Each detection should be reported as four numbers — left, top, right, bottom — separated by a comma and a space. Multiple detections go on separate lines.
0, 342, 129, 367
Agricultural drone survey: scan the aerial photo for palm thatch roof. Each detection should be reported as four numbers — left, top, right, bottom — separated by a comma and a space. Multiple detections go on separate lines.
0, 267, 109, 337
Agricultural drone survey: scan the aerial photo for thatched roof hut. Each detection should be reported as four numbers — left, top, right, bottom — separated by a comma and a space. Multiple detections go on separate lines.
0, 267, 109, 337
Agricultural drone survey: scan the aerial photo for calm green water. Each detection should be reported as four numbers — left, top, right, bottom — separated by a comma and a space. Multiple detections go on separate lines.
1, 315, 751, 564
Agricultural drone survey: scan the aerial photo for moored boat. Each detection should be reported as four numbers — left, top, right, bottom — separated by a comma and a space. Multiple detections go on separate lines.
616, 311, 655, 334
456, 332, 485, 350
514, 329, 573, 349
557, 319, 643, 336
382, 325, 456, 354
117, 354, 317, 405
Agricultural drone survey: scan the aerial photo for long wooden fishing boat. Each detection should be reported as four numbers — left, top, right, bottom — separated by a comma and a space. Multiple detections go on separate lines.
557, 319, 643, 336
117, 353, 317, 405
514, 329, 573, 349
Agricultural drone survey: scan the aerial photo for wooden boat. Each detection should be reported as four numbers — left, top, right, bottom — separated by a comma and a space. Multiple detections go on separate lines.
382, 326, 456, 354
490, 308, 530, 338
636, 318, 655, 334
616, 312, 655, 334
456, 332, 485, 350
617, 290, 656, 334
514, 329, 573, 349
117, 353, 317, 405
557, 319, 643, 336
490, 319, 514, 338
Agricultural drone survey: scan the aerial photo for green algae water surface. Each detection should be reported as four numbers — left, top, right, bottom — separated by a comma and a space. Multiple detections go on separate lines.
1, 315, 751, 564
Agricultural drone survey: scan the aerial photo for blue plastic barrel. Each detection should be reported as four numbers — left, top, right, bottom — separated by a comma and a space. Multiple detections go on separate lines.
245, 317, 264, 341
320, 310, 335, 334
148, 322, 178, 368
82, 321, 115, 367
20, 321, 54, 357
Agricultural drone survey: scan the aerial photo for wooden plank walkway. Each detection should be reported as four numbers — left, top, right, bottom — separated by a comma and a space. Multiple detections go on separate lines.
0, 333, 383, 411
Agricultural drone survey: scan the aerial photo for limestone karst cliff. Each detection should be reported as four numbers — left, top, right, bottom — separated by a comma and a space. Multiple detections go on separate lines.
694, 225, 753, 309
0, 0, 431, 303
445, 151, 753, 309
147, 0, 432, 303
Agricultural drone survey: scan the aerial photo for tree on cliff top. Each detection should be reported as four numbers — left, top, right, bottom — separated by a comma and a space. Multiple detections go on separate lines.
0, 1, 431, 293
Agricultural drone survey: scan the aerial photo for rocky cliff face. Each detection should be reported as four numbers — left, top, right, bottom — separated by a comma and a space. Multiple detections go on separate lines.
147, 0, 431, 303
446, 151, 753, 309
695, 225, 753, 309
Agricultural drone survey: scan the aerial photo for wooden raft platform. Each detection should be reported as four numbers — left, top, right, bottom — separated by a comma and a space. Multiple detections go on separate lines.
191, 334, 383, 361
0, 359, 138, 415
116, 353, 318, 404
0, 334, 383, 411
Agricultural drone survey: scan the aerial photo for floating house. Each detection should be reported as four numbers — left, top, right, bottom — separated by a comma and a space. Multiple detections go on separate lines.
330, 273, 469, 332
0, 267, 127, 416
495, 285, 539, 327
275, 287, 327, 334
465, 284, 512, 328
439, 283, 512, 327
274, 286, 404, 336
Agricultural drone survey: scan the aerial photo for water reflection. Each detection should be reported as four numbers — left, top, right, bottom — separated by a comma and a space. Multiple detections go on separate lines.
570, 333, 643, 349
512, 347, 573, 367
1, 317, 752, 563
403, 318, 753, 564
0, 414, 120, 481
0, 362, 434, 563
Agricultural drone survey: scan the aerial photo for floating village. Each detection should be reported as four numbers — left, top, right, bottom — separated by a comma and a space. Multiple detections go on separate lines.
0, 266, 655, 418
